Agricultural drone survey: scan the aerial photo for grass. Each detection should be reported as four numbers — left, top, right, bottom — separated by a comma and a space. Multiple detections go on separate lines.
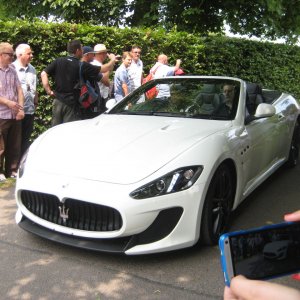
0, 178, 16, 189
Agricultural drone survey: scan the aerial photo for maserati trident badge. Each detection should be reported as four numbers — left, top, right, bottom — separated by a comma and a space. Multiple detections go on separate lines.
58, 204, 69, 224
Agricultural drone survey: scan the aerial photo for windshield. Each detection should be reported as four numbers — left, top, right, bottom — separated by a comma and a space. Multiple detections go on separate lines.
108, 77, 240, 120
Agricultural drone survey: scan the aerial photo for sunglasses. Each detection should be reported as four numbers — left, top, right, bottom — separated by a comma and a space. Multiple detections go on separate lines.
1, 52, 14, 57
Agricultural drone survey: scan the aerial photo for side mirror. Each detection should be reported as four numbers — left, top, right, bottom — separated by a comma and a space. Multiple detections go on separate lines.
254, 103, 276, 118
245, 103, 276, 125
106, 98, 117, 110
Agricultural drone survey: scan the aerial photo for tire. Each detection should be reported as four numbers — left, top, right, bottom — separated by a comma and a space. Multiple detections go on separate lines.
201, 163, 234, 245
287, 124, 300, 167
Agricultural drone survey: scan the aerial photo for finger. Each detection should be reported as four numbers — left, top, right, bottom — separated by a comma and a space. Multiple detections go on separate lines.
12, 102, 22, 109
108, 53, 115, 60
231, 275, 300, 300
232, 276, 278, 300
284, 210, 300, 222
224, 286, 238, 300
12, 107, 20, 112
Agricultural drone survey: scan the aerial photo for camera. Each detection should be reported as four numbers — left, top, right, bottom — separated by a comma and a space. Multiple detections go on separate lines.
114, 54, 121, 62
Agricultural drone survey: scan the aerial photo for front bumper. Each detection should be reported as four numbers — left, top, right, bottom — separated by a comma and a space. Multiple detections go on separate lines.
17, 206, 183, 254
16, 171, 206, 254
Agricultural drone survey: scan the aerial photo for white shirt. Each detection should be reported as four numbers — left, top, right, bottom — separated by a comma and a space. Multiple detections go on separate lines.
91, 59, 110, 99
128, 59, 143, 91
150, 62, 175, 98
12, 61, 37, 115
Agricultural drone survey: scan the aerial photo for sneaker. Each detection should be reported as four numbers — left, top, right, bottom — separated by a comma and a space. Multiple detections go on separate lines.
0, 173, 6, 182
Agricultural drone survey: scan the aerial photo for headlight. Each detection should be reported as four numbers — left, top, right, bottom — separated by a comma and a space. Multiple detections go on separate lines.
130, 166, 203, 199
18, 149, 29, 178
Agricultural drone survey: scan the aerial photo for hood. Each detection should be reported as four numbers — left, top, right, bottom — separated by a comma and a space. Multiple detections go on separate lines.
29, 115, 230, 184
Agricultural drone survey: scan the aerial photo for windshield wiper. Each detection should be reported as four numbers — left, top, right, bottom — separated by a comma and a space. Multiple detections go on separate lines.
116, 110, 154, 115
152, 112, 183, 117
189, 113, 213, 119
210, 115, 231, 120
189, 113, 230, 120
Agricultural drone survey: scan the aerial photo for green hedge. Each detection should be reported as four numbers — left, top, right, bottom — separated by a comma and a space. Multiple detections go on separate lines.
0, 20, 299, 138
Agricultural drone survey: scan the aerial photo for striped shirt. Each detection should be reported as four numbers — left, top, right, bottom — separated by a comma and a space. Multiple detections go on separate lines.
12, 61, 37, 115
0, 65, 21, 119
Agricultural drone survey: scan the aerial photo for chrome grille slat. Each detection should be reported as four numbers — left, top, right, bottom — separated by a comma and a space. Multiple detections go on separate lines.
20, 190, 122, 232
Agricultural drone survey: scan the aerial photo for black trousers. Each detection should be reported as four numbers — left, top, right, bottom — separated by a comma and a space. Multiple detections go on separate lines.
21, 114, 34, 158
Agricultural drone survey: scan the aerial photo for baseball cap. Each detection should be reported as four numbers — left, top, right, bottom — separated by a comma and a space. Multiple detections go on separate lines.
82, 46, 95, 55
94, 44, 108, 53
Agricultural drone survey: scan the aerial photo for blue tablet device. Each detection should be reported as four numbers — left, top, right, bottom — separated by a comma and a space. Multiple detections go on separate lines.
219, 222, 300, 286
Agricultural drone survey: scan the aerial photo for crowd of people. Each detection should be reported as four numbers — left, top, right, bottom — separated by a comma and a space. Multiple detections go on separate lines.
0, 39, 181, 182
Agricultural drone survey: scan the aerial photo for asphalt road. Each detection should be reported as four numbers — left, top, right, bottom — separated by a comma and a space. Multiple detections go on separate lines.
1, 164, 300, 300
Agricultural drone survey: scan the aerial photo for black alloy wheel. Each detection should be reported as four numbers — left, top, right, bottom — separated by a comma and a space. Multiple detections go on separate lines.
201, 163, 234, 245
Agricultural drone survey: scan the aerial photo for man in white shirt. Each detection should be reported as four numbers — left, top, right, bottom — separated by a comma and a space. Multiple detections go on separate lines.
91, 44, 110, 101
13, 43, 38, 157
128, 46, 143, 91
150, 54, 181, 98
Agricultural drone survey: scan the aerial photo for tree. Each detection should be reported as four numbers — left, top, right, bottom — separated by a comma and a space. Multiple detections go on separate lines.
129, 0, 160, 27
154, 0, 300, 42
0, 0, 129, 26
0, 0, 299, 43
222, 0, 300, 43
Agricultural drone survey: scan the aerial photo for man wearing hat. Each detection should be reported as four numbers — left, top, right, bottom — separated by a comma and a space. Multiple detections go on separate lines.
91, 44, 111, 102
82, 46, 95, 63
80, 46, 104, 119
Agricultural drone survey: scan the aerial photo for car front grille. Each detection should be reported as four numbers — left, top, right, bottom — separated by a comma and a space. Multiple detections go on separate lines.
20, 190, 122, 232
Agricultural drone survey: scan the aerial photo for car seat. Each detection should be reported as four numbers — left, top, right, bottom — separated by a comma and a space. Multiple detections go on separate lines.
195, 84, 221, 114
246, 83, 264, 115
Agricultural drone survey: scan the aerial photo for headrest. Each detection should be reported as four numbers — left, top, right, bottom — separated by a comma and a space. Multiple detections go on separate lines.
201, 94, 216, 103
202, 84, 220, 94
246, 82, 263, 95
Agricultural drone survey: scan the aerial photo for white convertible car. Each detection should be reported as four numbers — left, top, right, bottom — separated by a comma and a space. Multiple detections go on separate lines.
15, 76, 300, 255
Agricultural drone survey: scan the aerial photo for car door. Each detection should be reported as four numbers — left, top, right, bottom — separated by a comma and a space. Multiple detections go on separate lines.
241, 113, 284, 195
273, 98, 296, 160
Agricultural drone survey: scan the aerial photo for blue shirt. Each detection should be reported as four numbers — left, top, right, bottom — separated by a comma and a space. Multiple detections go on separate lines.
114, 64, 131, 102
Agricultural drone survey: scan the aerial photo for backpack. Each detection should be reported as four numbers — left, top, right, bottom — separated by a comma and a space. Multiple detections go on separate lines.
142, 65, 160, 100
77, 62, 100, 109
